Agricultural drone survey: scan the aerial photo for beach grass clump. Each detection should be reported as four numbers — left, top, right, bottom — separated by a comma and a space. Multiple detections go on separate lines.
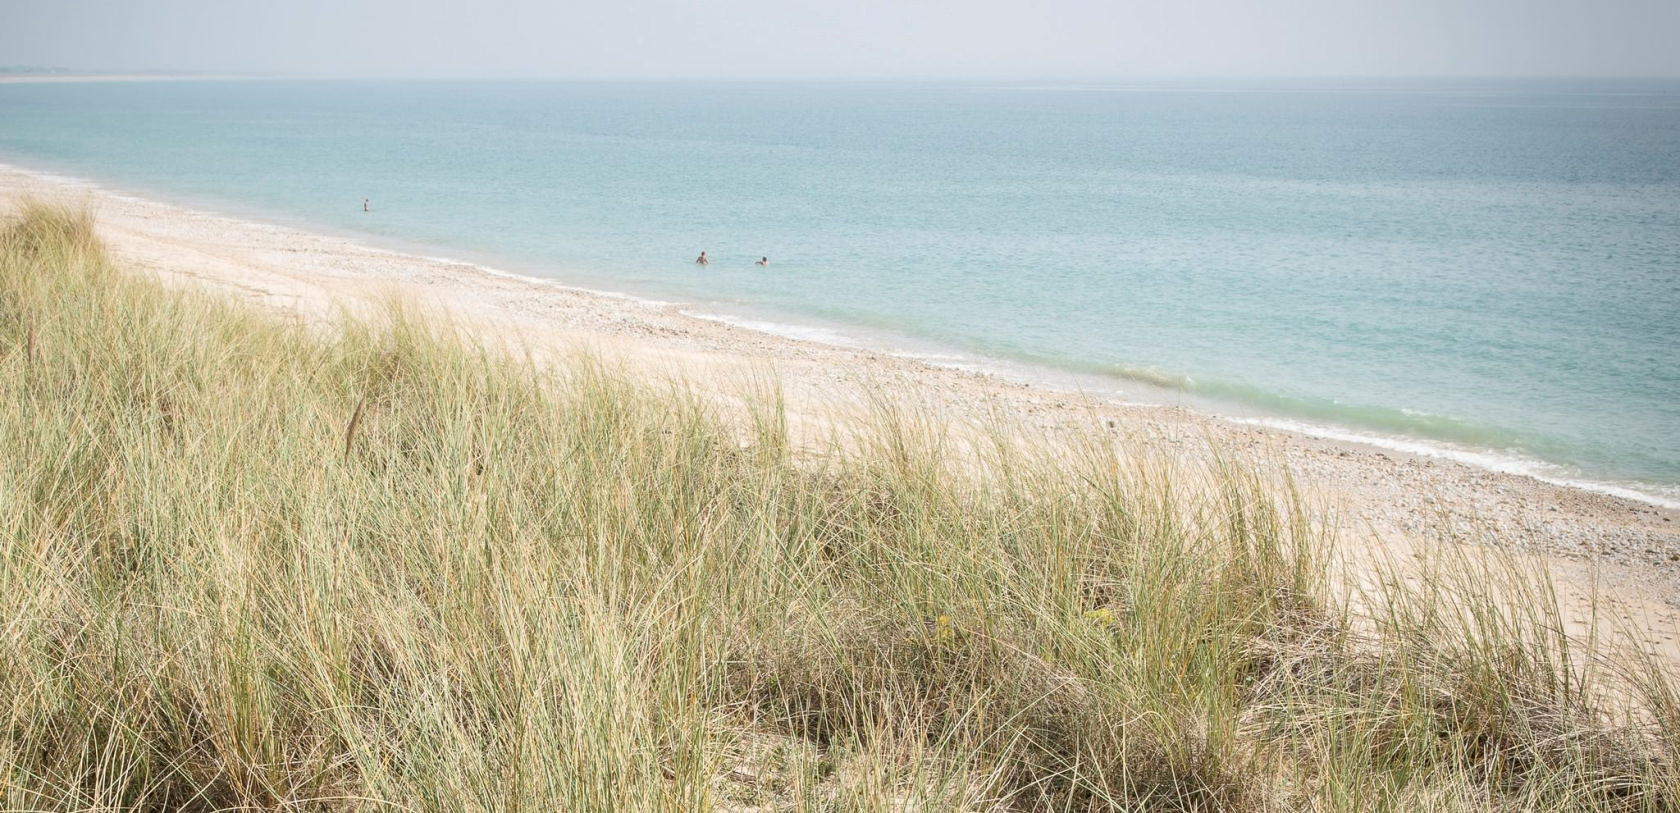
2, 201, 1677, 811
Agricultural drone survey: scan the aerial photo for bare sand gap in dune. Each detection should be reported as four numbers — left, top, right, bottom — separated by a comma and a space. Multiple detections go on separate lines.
3, 163, 1676, 663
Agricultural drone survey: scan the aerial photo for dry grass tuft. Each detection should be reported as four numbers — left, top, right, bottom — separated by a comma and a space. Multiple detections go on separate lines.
2, 202, 1677, 811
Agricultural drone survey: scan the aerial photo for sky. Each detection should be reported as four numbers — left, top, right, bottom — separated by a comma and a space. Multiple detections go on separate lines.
2, 0, 1678, 79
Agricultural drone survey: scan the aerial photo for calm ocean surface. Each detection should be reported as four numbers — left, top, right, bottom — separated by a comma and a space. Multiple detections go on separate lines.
3, 79, 1678, 503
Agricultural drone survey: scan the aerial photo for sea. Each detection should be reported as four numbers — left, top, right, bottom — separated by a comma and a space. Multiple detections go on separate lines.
2, 78, 1677, 506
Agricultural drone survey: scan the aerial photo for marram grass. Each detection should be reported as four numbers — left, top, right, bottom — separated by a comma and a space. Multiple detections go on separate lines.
1, 202, 1676, 811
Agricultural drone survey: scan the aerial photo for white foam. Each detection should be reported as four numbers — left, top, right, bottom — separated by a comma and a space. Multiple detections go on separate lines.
886, 350, 995, 374
678, 311, 859, 347
1226, 415, 1680, 510
325, 245, 672, 307
1, 163, 99, 190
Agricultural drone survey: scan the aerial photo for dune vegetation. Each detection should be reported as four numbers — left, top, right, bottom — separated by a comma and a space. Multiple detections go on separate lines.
1, 202, 1677, 811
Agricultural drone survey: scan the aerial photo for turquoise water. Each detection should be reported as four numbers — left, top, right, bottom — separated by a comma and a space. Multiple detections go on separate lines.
3, 79, 1678, 501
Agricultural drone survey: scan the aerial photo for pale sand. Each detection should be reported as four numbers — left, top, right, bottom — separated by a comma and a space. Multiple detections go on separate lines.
4, 164, 1677, 662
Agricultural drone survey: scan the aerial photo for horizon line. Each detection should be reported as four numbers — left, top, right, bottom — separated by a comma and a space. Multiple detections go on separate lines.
5, 69, 1680, 84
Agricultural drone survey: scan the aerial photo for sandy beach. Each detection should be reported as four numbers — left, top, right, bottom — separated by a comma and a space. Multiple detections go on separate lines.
4, 163, 1677, 657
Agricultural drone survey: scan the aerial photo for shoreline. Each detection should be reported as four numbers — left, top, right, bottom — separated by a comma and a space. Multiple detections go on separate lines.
3, 162, 1679, 630
2, 159, 1672, 512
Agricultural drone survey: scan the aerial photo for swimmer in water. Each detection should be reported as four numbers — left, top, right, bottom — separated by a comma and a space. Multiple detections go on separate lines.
756, 257, 769, 267
696, 251, 709, 265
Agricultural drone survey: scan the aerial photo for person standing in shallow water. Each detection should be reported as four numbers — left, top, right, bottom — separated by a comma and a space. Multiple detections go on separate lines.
363, 198, 369, 212
695, 251, 709, 265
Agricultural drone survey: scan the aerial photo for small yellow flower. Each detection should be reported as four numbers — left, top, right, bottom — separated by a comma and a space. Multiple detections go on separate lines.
935, 614, 953, 642
1083, 608, 1115, 627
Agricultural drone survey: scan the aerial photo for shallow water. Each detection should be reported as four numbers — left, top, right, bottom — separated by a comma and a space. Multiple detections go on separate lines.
3, 78, 1677, 500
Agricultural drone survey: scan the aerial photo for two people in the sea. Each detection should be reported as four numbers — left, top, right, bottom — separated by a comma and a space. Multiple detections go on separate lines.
696, 251, 770, 268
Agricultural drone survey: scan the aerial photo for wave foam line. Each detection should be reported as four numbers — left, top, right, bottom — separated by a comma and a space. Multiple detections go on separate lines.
1228, 415, 1680, 510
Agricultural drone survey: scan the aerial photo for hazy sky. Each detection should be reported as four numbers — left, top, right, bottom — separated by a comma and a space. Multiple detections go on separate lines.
3, 0, 1678, 79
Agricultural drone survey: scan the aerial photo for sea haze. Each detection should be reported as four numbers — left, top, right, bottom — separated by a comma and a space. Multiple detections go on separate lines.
2, 78, 1677, 501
